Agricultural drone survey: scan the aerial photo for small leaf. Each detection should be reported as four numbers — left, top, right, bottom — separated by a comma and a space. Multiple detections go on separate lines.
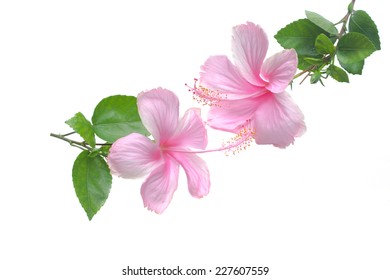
336, 32, 376, 64
328, 65, 349, 83
339, 59, 365, 75
92, 95, 149, 143
349, 10, 381, 50
65, 112, 96, 148
315, 34, 336, 55
72, 151, 112, 220
305, 10, 338, 35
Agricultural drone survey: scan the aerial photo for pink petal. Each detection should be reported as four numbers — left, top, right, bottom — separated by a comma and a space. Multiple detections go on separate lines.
261, 49, 298, 93
253, 92, 306, 148
207, 96, 261, 133
107, 133, 162, 179
199, 55, 261, 99
173, 153, 210, 198
231, 22, 269, 86
170, 108, 208, 150
141, 156, 179, 214
137, 88, 179, 144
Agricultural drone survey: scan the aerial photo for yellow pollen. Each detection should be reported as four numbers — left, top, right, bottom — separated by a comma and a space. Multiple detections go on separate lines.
186, 79, 226, 107
222, 125, 255, 156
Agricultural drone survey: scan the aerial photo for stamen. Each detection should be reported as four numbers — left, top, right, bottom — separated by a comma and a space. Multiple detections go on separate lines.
221, 124, 255, 156
185, 78, 226, 107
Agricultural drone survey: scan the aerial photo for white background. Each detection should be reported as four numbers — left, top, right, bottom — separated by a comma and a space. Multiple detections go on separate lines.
1, 0, 389, 279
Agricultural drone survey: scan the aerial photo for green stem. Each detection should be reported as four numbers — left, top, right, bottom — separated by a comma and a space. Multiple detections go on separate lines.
50, 132, 91, 152
294, 65, 317, 80
337, 0, 356, 38
62, 131, 77, 137
50, 132, 112, 152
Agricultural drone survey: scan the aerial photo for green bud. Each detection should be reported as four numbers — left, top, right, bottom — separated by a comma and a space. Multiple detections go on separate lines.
304, 57, 324, 66
348, 2, 354, 13
88, 148, 101, 158
310, 71, 322, 84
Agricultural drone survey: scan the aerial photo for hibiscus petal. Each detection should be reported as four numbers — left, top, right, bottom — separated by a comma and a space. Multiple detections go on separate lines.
107, 133, 162, 179
261, 49, 298, 93
231, 22, 269, 86
253, 92, 306, 148
173, 153, 210, 198
137, 88, 179, 144
141, 156, 180, 214
199, 55, 260, 99
207, 96, 261, 132
170, 108, 208, 150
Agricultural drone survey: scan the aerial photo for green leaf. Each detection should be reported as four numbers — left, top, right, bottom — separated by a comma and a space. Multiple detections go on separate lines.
336, 32, 376, 64
305, 10, 338, 35
339, 59, 365, 75
328, 65, 349, 83
275, 19, 326, 69
72, 151, 112, 220
92, 95, 149, 143
349, 10, 381, 50
315, 34, 336, 55
65, 112, 96, 148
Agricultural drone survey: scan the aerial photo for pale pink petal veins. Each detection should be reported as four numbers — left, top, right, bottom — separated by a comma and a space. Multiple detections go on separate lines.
231, 22, 269, 87
173, 153, 210, 198
141, 155, 180, 214
261, 49, 298, 93
207, 96, 261, 133
107, 133, 162, 179
170, 108, 207, 150
137, 88, 179, 145
253, 92, 306, 148
199, 55, 260, 99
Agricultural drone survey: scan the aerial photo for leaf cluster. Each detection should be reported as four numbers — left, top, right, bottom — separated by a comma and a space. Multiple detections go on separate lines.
275, 8, 380, 85
64, 95, 148, 220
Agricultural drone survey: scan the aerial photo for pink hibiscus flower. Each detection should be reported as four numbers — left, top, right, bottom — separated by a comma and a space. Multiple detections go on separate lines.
107, 88, 210, 214
190, 22, 306, 148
